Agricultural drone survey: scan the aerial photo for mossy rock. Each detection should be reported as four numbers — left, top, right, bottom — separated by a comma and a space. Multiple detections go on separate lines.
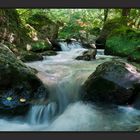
27, 13, 59, 41
0, 44, 49, 116
105, 26, 140, 62
0, 9, 31, 47
95, 18, 123, 49
76, 49, 96, 61
20, 52, 43, 62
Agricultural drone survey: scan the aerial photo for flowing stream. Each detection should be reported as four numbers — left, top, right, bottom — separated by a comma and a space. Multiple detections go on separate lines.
0, 41, 140, 131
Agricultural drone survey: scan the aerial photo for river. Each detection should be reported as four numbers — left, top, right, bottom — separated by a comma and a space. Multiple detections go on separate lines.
0, 41, 140, 131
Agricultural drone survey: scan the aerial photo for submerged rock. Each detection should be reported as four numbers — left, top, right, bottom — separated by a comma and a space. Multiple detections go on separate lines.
0, 44, 49, 116
76, 48, 97, 61
82, 60, 140, 107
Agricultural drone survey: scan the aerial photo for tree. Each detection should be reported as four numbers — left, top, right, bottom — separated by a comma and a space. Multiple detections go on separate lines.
121, 8, 131, 25
104, 9, 109, 23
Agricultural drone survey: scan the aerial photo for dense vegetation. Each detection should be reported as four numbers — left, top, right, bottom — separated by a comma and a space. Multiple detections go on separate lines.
0, 9, 139, 62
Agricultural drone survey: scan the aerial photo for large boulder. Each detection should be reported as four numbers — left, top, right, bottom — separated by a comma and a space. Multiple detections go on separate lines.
76, 48, 97, 61
0, 9, 31, 47
82, 43, 96, 49
27, 13, 62, 42
0, 44, 49, 116
78, 30, 97, 44
82, 60, 140, 107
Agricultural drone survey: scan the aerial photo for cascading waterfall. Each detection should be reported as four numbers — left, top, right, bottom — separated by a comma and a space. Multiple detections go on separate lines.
97, 49, 104, 55
1, 42, 140, 131
59, 41, 82, 51
28, 102, 57, 125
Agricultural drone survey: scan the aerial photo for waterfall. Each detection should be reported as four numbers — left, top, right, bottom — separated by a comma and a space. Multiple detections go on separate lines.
28, 102, 57, 125
97, 49, 104, 55
59, 41, 82, 51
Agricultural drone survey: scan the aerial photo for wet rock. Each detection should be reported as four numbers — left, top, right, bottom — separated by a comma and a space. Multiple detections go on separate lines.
76, 48, 97, 61
78, 30, 96, 44
82, 43, 96, 49
65, 38, 77, 44
40, 50, 57, 56
51, 40, 62, 51
82, 60, 140, 106
0, 44, 49, 116
27, 13, 62, 42
20, 52, 43, 62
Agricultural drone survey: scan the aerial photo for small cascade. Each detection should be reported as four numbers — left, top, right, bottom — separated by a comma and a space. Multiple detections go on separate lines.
97, 49, 104, 55
28, 102, 57, 125
59, 41, 82, 51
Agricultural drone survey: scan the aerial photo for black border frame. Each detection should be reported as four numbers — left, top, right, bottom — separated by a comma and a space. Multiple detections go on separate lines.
0, 0, 139, 8
0, 0, 140, 139
0, 132, 140, 140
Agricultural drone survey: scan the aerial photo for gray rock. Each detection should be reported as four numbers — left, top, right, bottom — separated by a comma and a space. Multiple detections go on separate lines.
82, 60, 140, 107
76, 48, 97, 61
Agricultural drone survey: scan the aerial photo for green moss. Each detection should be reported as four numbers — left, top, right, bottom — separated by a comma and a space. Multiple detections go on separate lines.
105, 26, 140, 62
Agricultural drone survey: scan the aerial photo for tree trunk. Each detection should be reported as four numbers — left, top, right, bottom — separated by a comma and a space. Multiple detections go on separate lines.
104, 9, 109, 23
121, 8, 131, 25
122, 9, 130, 17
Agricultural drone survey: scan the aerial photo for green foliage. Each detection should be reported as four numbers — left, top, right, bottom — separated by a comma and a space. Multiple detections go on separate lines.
128, 9, 140, 29
31, 40, 52, 52
16, 9, 140, 40
27, 13, 53, 29
106, 27, 140, 62
109, 25, 140, 37
45, 9, 105, 39
103, 18, 124, 32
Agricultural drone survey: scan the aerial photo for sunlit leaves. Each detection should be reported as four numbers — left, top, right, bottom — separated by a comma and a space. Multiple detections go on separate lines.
16, 9, 140, 39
